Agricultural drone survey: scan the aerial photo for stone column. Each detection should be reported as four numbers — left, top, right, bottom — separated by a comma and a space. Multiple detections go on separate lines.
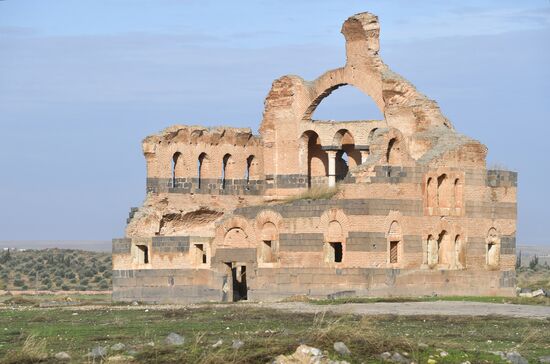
360, 150, 370, 164
327, 150, 337, 187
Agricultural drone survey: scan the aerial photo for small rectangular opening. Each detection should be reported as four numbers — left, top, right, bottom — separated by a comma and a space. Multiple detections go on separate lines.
136, 244, 149, 264
330, 242, 343, 263
195, 244, 207, 264
390, 241, 399, 263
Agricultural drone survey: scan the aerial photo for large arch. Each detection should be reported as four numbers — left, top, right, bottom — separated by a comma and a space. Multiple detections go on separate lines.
301, 74, 385, 122
310, 84, 384, 121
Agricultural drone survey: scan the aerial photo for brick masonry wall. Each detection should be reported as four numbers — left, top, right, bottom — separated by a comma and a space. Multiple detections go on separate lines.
112, 266, 516, 304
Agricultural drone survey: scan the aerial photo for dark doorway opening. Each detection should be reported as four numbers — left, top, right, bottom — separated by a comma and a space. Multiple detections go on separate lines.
224, 262, 248, 301
330, 242, 343, 262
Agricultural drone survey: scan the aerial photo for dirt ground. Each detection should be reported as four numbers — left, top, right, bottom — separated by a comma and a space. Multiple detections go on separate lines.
262, 301, 550, 319
4, 300, 545, 319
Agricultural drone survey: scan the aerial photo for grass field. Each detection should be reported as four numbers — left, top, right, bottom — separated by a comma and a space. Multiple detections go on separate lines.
0, 252, 549, 362
0, 301, 549, 363
517, 266, 550, 291
309, 295, 550, 306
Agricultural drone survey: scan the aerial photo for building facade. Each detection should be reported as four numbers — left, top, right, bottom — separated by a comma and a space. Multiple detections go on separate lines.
112, 12, 517, 303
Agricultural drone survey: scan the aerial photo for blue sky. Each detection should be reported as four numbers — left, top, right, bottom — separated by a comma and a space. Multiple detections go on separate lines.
0, 0, 549, 245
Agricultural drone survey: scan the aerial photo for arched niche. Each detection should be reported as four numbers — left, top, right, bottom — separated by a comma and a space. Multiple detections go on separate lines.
259, 222, 278, 264
387, 221, 403, 265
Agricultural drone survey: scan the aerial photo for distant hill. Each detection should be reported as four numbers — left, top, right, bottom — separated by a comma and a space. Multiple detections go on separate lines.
0, 240, 111, 252
0, 249, 111, 291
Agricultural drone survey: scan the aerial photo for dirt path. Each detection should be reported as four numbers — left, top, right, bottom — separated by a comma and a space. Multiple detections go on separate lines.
262, 301, 550, 319
2, 300, 549, 319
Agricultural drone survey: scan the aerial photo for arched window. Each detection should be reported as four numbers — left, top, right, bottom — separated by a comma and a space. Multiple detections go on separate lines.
325, 220, 344, 263
454, 178, 463, 209
486, 228, 500, 268
245, 155, 255, 185
299, 131, 328, 188
437, 230, 452, 267
426, 177, 435, 210
197, 152, 208, 189
437, 174, 448, 208
172, 152, 183, 188
222, 154, 232, 189
333, 129, 361, 181
336, 150, 349, 182
386, 138, 396, 164
367, 128, 378, 144
388, 221, 402, 265
427, 235, 437, 267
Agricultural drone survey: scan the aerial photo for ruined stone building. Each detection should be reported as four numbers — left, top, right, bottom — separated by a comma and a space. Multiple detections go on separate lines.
112, 12, 517, 303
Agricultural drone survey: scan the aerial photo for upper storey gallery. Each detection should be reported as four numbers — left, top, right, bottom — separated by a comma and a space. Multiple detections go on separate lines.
143, 12, 489, 198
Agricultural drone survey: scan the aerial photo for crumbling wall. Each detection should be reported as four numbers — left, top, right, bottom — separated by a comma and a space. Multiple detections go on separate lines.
112, 11, 517, 303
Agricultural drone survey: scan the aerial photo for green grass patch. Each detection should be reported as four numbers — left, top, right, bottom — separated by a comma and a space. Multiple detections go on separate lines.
310, 295, 550, 306
0, 306, 548, 363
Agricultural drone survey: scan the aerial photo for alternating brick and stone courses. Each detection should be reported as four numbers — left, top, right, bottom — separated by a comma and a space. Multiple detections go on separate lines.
112, 12, 517, 304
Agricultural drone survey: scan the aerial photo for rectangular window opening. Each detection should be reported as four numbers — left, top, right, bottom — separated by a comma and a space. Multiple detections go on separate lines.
390, 241, 399, 263
195, 244, 207, 265
330, 242, 343, 263
136, 245, 149, 264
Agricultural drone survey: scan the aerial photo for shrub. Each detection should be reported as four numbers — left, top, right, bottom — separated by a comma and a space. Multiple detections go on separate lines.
99, 280, 110, 290
84, 269, 96, 278
61, 284, 70, 291
530, 255, 539, 269
2, 335, 48, 363
13, 279, 25, 287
